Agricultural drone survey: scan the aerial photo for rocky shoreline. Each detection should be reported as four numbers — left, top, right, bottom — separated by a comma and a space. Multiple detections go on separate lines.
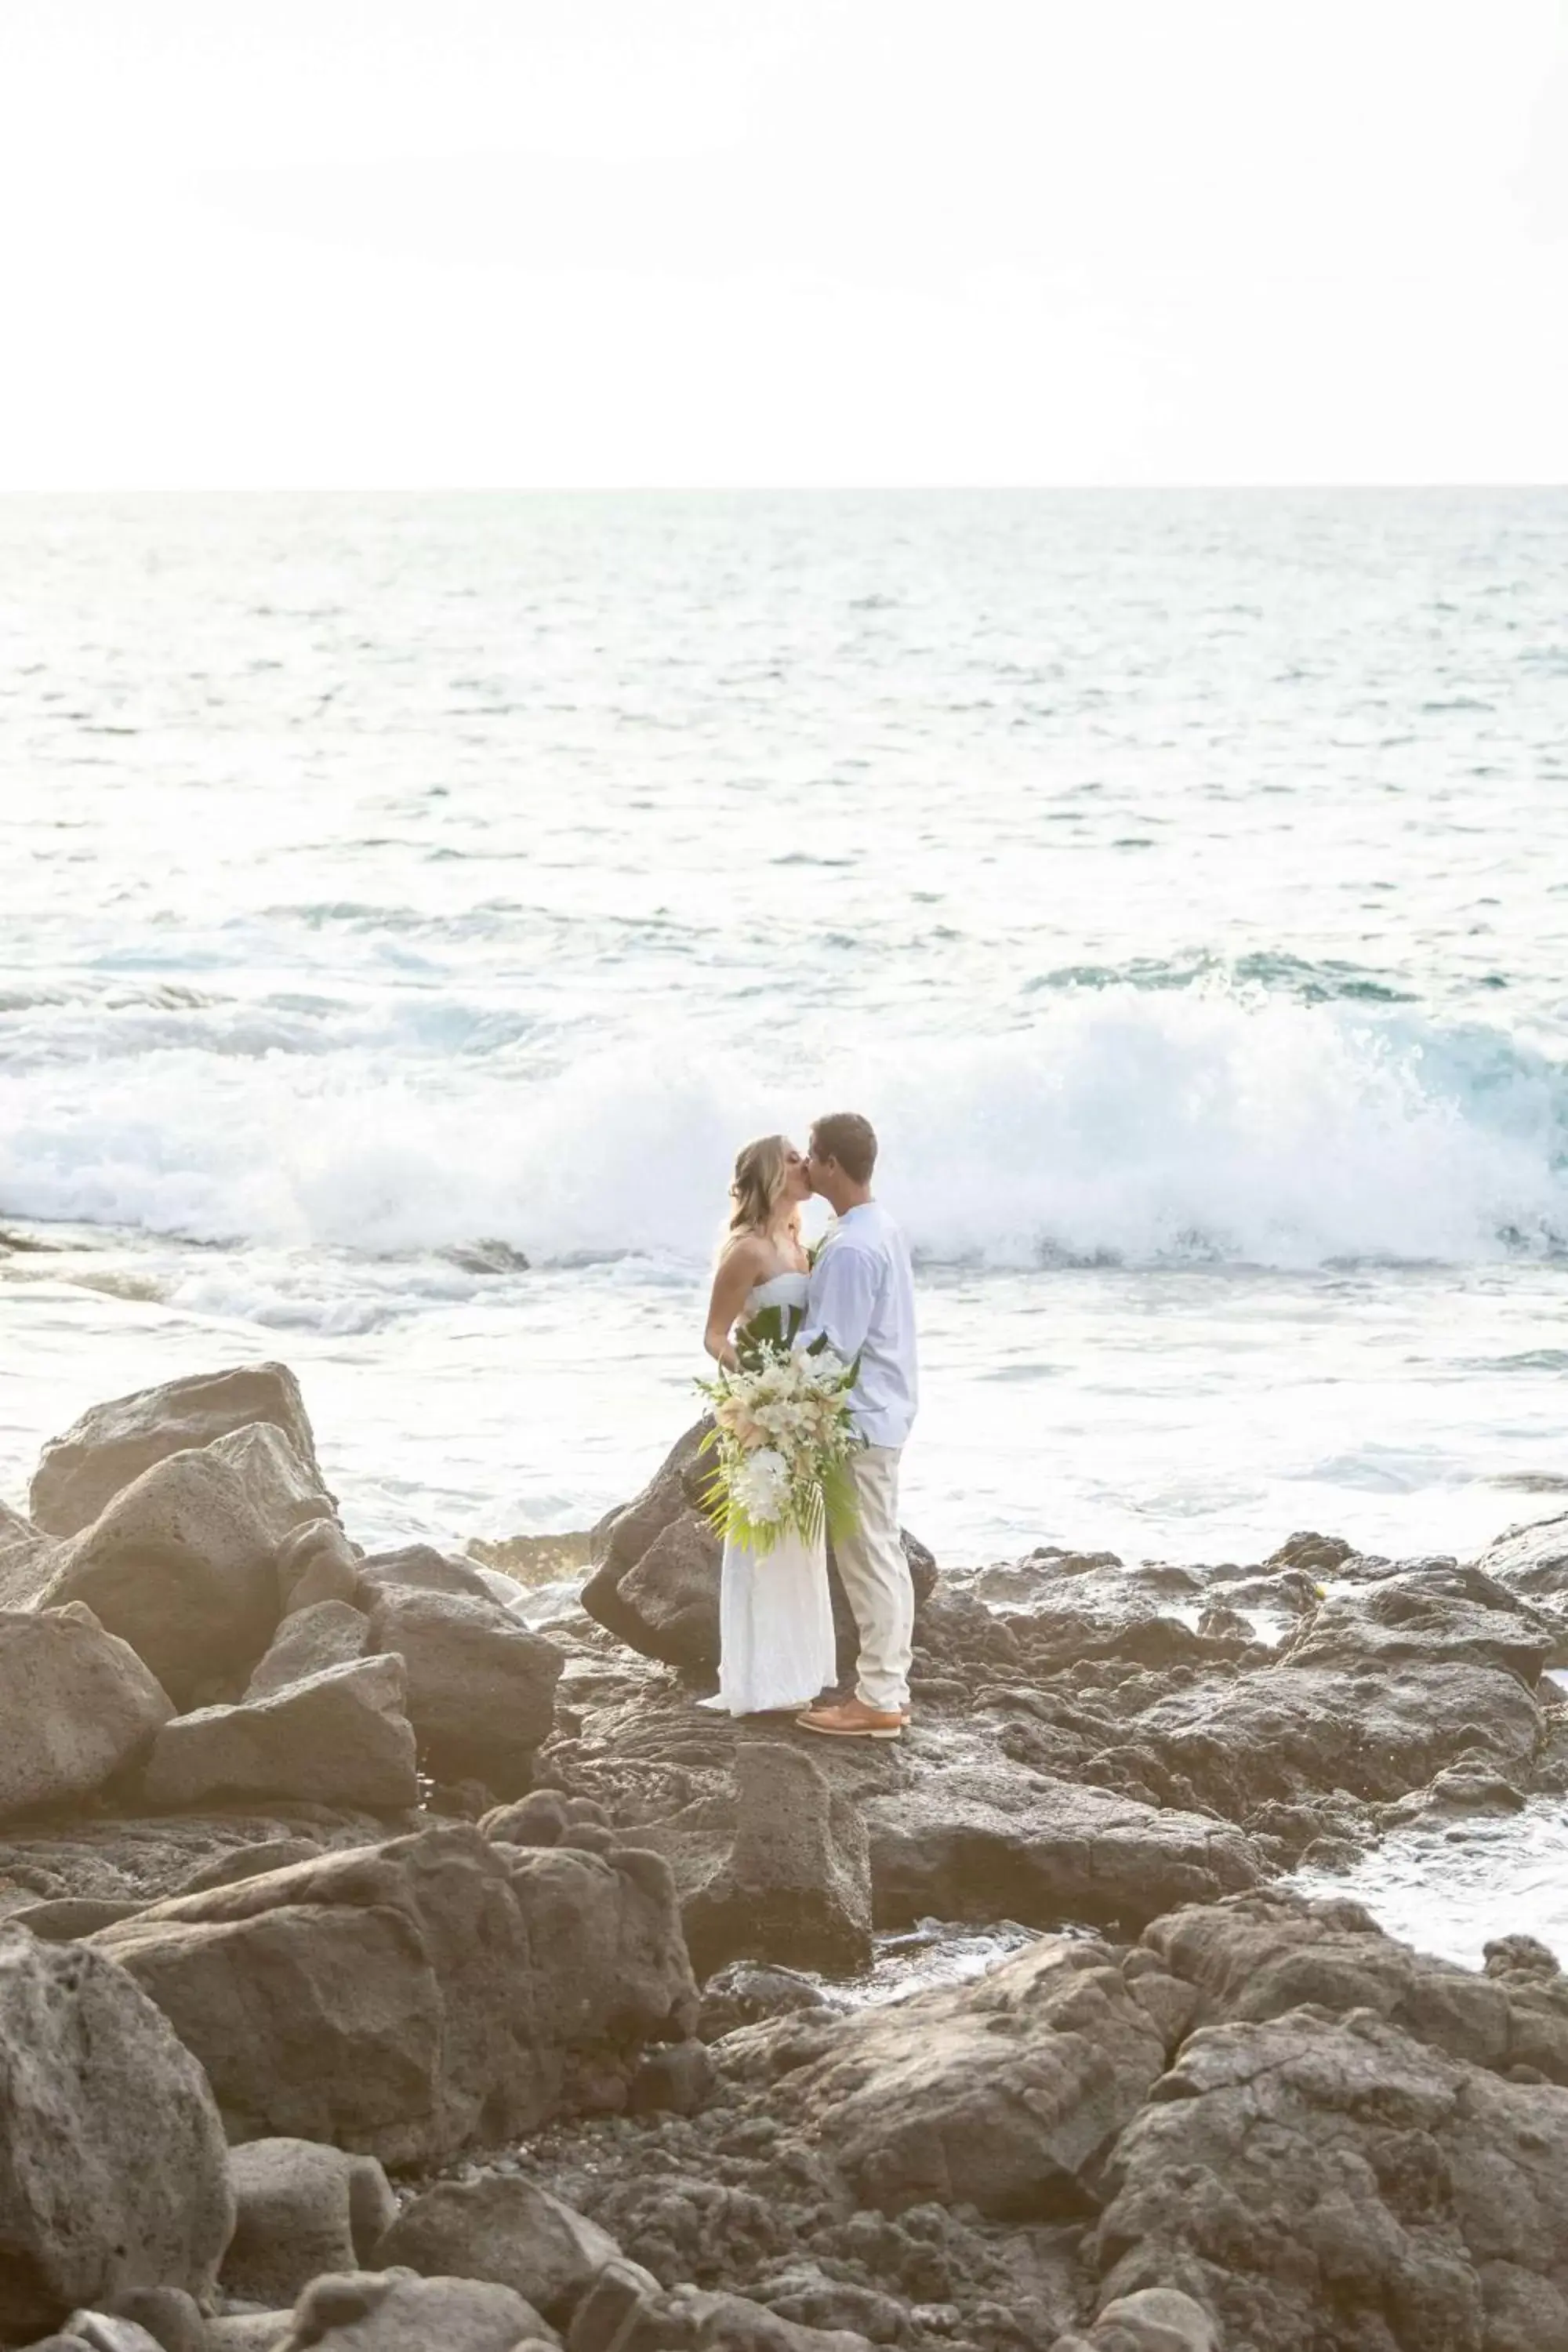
4, 1364, 1568, 2351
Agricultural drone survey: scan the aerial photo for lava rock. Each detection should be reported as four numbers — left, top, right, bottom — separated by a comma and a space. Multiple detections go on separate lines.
92, 1824, 695, 2164
583, 1421, 935, 1680
1091, 2005, 1568, 2348
756, 1933, 1167, 2220
274, 1517, 361, 1614
698, 1961, 842, 2043
0, 1497, 54, 1606
28, 1360, 325, 1539
245, 1599, 373, 1700
568, 2263, 876, 2352
223, 2136, 397, 2306
365, 1581, 562, 1796
1279, 1557, 1556, 1682
1142, 1885, 1568, 2083
141, 1656, 419, 1811
0, 1602, 172, 1823
482, 1788, 570, 1847
32, 1446, 289, 1704
863, 1762, 1265, 1936
373, 2174, 622, 2327
356, 1544, 497, 1602
682, 1742, 873, 1976
627, 2039, 716, 2115
0, 1923, 232, 2340
272, 2267, 557, 2350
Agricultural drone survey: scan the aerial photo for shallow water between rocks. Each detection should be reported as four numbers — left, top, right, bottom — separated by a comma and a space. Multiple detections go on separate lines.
833, 1810, 1568, 1998
829, 1920, 1045, 2009
1288, 1797, 1568, 1971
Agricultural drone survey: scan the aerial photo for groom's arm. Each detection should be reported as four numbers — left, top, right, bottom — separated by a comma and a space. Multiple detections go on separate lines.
799, 1242, 878, 1365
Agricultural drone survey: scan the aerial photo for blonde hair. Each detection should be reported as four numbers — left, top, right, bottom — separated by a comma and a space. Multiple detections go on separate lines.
728, 1134, 797, 1241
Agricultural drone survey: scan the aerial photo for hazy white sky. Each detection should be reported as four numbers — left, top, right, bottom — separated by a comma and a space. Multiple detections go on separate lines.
1, 0, 1565, 488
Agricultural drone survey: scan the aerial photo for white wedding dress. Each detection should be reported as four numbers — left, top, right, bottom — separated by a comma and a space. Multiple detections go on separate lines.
699, 1270, 837, 1717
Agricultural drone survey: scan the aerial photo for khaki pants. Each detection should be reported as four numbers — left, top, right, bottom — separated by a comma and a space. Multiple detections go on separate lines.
836, 1443, 913, 1713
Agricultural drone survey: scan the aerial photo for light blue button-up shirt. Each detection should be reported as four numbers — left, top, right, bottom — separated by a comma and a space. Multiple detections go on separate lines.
799, 1200, 919, 1448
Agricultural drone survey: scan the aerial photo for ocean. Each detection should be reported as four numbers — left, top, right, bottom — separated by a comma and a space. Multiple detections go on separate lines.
3, 488, 1567, 1574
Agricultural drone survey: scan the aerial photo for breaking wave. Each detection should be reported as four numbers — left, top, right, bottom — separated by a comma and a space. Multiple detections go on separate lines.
3, 986, 1566, 1270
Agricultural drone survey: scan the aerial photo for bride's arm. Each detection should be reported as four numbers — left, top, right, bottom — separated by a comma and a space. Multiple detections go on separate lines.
703, 1237, 766, 1369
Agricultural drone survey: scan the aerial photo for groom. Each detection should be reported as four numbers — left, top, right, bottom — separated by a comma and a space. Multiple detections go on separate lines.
796, 1112, 919, 1741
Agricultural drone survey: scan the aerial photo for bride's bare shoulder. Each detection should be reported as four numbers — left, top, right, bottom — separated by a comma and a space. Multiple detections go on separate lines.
718, 1230, 771, 1273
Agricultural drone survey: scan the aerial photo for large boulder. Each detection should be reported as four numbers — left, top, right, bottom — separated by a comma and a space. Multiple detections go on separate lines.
1474, 1510, 1568, 1661
274, 1518, 361, 1614
245, 1600, 372, 1700
1091, 2006, 1568, 2350
364, 1582, 561, 1796
140, 1658, 419, 1812
271, 2268, 556, 2351
1124, 1652, 1542, 1818
30, 1362, 325, 1538
371, 2174, 622, 2328
223, 2137, 397, 2306
33, 1447, 288, 1705
583, 1421, 938, 1679
0, 1923, 234, 2340
1278, 1558, 1555, 1682
862, 1762, 1265, 1936
356, 1544, 496, 1602
652, 1742, 873, 1977
0, 1604, 172, 1823
91, 1824, 696, 2165
0, 1497, 55, 1607
1141, 1886, 1568, 2083
204, 1420, 336, 1544
609, 1511, 727, 1675
500, 1842, 701, 2110
0, 1805, 398, 1917
1476, 1507, 1568, 1598
744, 1934, 1168, 2220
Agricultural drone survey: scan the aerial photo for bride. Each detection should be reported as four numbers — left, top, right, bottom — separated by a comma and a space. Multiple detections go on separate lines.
698, 1134, 837, 1717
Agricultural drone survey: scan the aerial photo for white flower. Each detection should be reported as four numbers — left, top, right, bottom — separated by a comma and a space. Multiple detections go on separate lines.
733, 1447, 790, 1524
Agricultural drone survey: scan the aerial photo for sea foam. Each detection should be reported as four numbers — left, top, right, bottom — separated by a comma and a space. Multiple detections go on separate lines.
3, 986, 1564, 1270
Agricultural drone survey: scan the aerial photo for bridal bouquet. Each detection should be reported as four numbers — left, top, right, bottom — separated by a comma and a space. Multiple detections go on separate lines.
695, 1332, 861, 1556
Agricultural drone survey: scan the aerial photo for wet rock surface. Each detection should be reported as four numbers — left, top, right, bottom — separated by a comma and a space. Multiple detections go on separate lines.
8, 1374, 1568, 2351
756, 1933, 1169, 2220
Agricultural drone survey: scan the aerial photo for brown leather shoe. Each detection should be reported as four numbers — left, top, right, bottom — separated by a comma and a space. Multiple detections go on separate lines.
795, 1697, 905, 1740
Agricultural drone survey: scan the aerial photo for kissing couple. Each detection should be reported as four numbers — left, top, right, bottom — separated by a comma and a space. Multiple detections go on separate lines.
700, 1112, 918, 1740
